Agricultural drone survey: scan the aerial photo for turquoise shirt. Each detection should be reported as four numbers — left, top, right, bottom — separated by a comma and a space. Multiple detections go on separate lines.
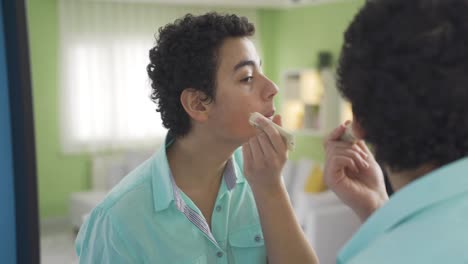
76, 136, 266, 263
338, 157, 468, 263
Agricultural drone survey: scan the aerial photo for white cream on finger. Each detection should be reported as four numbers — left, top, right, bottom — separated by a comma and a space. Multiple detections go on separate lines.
340, 123, 357, 143
249, 112, 295, 151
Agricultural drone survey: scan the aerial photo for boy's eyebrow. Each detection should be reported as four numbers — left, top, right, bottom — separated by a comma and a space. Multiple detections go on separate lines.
233, 59, 262, 72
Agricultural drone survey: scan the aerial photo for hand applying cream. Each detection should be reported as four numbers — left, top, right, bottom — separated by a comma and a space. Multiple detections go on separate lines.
340, 121, 357, 143
249, 112, 295, 151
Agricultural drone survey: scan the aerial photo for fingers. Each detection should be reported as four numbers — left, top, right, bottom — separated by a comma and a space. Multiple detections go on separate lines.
357, 140, 373, 157
253, 115, 286, 153
272, 114, 282, 127
243, 114, 288, 177
243, 115, 288, 185
323, 122, 348, 148
255, 131, 277, 159
248, 134, 264, 161
324, 127, 371, 174
328, 141, 369, 161
324, 122, 374, 161
323, 121, 374, 171
332, 147, 370, 169
332, 156, 359, 174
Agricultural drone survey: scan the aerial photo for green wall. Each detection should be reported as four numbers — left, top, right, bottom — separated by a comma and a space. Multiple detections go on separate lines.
28, 0, 90, 219
27, 0, 364, 218
258, 0, 364, 161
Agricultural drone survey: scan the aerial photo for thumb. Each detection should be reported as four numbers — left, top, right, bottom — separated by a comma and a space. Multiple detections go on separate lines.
272, 114, 282, 126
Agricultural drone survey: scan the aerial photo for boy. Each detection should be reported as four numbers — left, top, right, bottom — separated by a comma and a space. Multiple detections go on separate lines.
76, 12, 278, 263
243, 0, 468, 263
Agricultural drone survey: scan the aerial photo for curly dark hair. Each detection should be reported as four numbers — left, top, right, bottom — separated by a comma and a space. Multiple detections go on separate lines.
337, 0, 468, 171
147, 13, 255, 137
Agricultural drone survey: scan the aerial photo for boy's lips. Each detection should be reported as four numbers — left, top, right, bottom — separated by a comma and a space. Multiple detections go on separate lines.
264, 110, 276, 119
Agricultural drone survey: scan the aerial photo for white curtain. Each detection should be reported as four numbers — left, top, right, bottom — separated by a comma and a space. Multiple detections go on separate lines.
59, 0, 260, 153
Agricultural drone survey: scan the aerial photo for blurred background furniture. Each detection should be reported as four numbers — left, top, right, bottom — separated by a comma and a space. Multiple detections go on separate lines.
282, 159, 361, 264
69, 149, 155, 232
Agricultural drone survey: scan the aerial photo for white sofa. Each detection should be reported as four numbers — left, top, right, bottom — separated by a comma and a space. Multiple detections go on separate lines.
69, 149, 155, 231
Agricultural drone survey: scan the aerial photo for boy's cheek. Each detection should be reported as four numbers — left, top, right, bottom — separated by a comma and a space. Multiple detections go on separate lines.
227, 118, 257, 138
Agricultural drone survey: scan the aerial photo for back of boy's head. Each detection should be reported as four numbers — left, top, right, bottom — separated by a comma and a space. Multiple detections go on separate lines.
337, 0, 468, 172
147, 13, 255, 137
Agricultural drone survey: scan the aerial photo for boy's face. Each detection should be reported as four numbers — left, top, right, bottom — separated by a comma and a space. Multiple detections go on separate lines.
206, 37, 278, 145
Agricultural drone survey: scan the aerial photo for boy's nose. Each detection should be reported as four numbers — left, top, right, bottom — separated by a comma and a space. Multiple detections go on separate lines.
263, 76, 279, 101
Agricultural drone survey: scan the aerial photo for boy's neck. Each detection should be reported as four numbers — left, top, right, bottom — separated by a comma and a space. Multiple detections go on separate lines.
387, 163, 437, 191
166, 130, 240, 227
166, 130, 238, 190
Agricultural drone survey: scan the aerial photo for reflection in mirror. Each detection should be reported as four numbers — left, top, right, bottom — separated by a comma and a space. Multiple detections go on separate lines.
26, 0, 365, 262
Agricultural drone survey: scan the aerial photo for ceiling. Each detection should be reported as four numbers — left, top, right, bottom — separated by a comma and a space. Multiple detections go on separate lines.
83, 0, 348, 8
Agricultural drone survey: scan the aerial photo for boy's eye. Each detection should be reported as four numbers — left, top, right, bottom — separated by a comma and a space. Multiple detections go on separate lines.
241, 76, 253, 83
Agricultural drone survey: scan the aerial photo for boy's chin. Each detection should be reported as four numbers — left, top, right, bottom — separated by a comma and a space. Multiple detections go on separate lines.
224, 127, 259, 145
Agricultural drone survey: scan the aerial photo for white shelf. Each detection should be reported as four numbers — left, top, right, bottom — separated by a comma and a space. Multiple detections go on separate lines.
280, 68, 352, 135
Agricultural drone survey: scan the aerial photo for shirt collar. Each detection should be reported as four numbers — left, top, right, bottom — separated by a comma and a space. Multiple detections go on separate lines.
224, 158, 238, 190
152, 133, 241, 212
339, 156, 468, 261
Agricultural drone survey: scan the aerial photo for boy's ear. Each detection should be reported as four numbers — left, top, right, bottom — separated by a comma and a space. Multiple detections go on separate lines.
180, 88, 211, 122
352, 114, 366, 140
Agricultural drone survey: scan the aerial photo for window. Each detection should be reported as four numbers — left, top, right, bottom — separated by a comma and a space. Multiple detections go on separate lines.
58, 0, 260, 152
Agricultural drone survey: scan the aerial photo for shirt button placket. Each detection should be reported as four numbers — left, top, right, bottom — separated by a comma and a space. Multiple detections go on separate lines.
254, 234, 262, 242
216, 250, 228, 264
